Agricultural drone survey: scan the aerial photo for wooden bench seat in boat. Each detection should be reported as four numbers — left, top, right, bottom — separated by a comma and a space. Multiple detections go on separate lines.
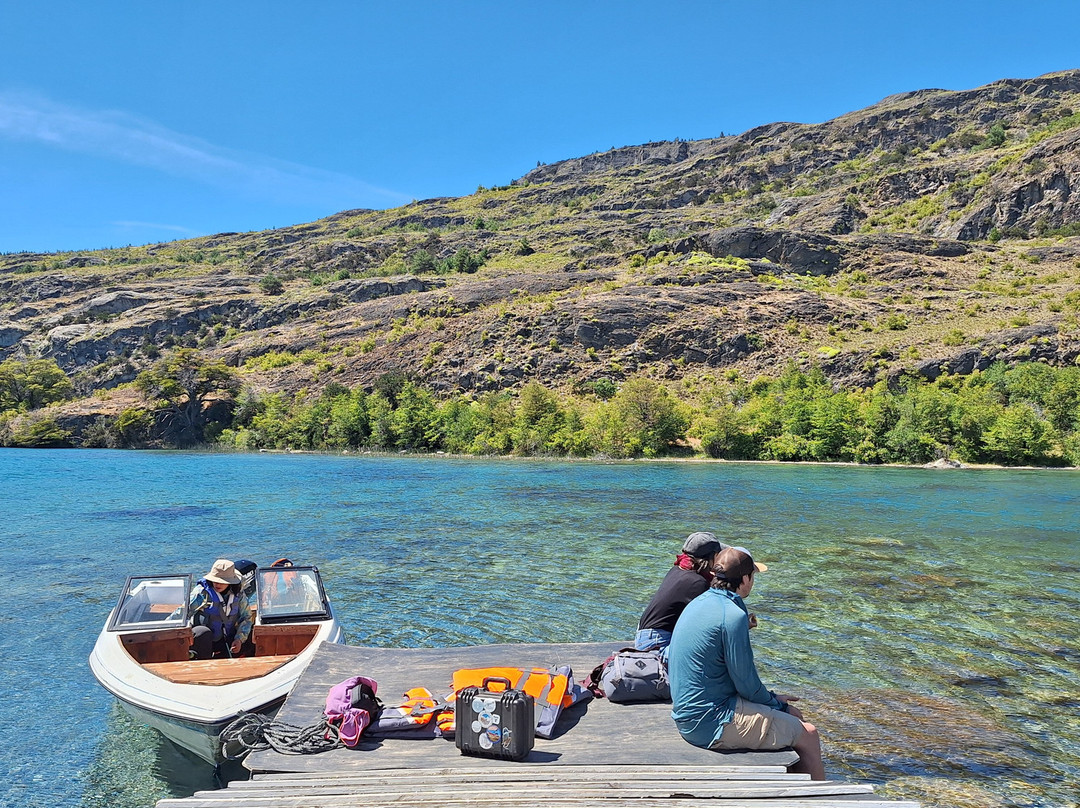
143, 654, 297, 685
122, 626, 193, 663
252, 623, 318, 656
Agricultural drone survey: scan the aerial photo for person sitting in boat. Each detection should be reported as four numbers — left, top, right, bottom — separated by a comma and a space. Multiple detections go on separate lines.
667, 546, 825, 780
189, 559, 253, 660
260, 557, 303, 611
260, 557, 315, 609
634, 532, 726, 661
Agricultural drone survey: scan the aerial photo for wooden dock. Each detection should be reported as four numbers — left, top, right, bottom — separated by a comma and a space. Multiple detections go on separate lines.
155, 641, 919, 808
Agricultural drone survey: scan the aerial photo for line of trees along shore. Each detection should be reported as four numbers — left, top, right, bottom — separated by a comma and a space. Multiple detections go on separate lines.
214, 362, 1079, 466
2, 356, 1079, 466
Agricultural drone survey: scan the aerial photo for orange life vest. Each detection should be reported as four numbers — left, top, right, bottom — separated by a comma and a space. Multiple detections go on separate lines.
367, 687, 454, 737
451, 666, 574, 709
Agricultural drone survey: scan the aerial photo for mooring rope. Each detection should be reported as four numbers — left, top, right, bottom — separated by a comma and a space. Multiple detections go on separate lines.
220, 711, 342, 758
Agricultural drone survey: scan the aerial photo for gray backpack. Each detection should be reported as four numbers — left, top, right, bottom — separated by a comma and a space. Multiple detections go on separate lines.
599, 649, 670, 702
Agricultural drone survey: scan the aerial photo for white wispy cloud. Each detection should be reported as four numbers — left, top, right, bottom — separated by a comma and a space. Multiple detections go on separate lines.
0, 91, 411, 208
112, 220, 202, 235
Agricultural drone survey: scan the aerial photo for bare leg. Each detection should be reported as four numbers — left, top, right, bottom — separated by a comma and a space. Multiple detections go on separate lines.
788, 721, 825, 781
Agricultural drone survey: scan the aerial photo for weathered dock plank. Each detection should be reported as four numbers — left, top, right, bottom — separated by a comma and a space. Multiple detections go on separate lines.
158, 766, 916, 808
160, 798, 918, 808
234, 770, 817, 788
247, 769, 806, 781
186, 778, 875, 795
241, 800, 895, 807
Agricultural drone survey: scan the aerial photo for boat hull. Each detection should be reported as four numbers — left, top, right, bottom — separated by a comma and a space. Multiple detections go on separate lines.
114, 697, 265, 764
90, 620, 345, 764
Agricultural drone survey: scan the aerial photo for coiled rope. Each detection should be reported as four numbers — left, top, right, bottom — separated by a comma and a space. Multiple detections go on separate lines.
220, 711, 342, 759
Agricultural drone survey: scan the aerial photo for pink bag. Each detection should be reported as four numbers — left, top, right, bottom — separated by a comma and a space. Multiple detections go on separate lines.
324, 675, 380, 747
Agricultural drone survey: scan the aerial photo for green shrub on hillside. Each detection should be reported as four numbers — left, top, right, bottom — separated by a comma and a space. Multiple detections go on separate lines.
259, 274, 285, 295
442, 248, 487, 274
409, 249, 437, 274
981, 123, 1007, 149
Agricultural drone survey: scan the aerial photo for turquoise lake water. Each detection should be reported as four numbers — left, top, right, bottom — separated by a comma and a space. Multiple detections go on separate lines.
0, 449, 1078, 808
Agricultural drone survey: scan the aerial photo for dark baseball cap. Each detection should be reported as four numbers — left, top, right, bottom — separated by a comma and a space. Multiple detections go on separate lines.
682, 531, 726, 559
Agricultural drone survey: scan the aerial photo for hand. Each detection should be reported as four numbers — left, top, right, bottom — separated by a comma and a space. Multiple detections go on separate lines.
776, 694, 803, 719
748, 612, 758, 629
230, 640, 242, 654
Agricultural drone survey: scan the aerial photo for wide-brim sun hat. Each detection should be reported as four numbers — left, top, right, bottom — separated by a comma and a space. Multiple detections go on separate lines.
204, 558, 242, 585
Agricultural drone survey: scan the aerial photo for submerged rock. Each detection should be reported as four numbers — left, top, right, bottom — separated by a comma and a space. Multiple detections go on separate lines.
816, 687, 1040, 781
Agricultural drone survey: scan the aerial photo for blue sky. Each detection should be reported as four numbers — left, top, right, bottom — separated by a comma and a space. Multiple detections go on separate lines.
2, 1, 1078, 255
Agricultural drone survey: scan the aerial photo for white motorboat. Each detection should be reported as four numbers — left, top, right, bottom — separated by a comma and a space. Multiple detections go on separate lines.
89, 563, 346, 764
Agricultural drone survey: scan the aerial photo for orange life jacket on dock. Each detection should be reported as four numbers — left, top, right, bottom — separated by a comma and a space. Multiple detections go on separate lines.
450, 665, 590, 739
367, 687, 454, 738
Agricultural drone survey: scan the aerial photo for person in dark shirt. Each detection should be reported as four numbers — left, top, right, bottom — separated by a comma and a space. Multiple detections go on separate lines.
635, 532, 725, 660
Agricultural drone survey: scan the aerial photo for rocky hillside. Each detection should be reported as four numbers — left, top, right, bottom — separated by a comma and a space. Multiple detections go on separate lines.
3, 70, 1080, 422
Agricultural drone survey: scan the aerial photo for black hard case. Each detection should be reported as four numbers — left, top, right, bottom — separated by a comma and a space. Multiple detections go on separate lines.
455, 676, 535, 761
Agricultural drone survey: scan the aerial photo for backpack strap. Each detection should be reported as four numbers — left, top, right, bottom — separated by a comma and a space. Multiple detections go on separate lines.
324, 676, 380, 747
350, 680, 383, 717
582, 648, 638, 698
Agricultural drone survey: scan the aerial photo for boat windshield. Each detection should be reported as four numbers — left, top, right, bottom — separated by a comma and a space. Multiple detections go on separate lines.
256, 566, 331, 623
107, 575, 191, 632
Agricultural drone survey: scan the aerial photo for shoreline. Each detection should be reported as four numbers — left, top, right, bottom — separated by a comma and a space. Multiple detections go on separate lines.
8, 443, 1070, 471
4, 442, 1075, 473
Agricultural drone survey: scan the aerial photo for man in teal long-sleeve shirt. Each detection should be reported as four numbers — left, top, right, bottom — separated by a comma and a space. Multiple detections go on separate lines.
668, 546, 825, 779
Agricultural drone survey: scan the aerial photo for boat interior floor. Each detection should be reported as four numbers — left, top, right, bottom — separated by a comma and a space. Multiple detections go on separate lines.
142, 654, 298, 686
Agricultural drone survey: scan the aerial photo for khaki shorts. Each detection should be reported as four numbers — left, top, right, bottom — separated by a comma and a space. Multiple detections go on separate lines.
709, 697, 805, 751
